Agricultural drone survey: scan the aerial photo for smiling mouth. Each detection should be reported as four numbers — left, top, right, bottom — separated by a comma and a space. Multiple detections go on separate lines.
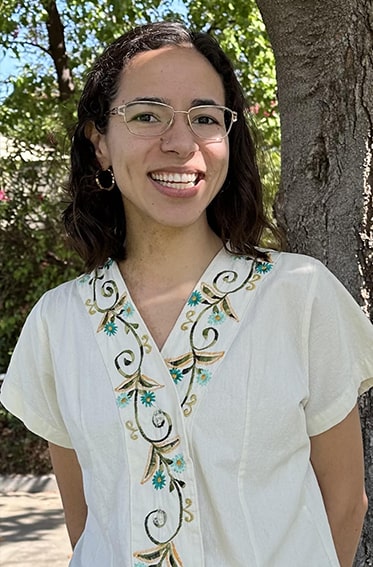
150, 171, 201, 189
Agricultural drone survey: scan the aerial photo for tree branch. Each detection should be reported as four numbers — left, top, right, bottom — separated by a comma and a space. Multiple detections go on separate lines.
42, 0, 75, 101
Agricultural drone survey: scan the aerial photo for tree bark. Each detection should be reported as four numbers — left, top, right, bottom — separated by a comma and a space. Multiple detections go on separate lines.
43, 0, 74, 101
255, 0, 373, 564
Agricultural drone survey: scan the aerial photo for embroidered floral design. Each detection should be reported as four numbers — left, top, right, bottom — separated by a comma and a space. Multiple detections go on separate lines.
122, 301, 135, 318
103, 258, 114, 269
152, 470, 166, 490
180, 310, 195, 331
171, 454, 186, 473
83, 265, 186, 564
167, 255, 274, 416
141, 391, 156, 407
208, 309, 226, 326
255, 261, 272, 274
187, 290, 202, 306
82, 253, 274, 566
116, 392, 132, 408
125, 420, 139, 440
183, 498, 194, 522
134, 542, 183, 566
78, 273, 91, 284
196, 368, 212, 386
170, 368, 183, 384
104, 321, 118, 336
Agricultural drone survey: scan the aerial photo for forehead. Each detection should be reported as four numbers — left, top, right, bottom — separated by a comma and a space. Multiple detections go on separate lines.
116, 45, 225, 104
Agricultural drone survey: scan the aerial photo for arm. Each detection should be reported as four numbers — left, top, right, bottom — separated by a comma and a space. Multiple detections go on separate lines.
310, 404, 368, 567
48, 442, 88, 549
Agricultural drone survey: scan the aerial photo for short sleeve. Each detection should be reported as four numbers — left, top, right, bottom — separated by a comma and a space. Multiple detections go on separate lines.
0, 295, 73, 448
304, 260, 373, 436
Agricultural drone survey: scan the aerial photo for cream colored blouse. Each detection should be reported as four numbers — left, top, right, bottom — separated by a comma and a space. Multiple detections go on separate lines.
2, 249, 373, 566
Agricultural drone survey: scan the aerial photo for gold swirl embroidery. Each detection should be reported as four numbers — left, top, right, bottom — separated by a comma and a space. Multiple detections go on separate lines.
183, 394, 197, 417
85, 299, 97, 315
125, 420, 139, 440
184, 498, 194, 522
245, 273, 261, 290
141, 334, 152, 353
181, 310, 195, 331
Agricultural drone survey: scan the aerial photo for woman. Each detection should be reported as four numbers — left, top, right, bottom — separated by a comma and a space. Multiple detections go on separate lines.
1, 21, 372, 567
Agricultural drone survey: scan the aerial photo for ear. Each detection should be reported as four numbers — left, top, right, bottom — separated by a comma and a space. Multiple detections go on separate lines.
85, 121, 111, 169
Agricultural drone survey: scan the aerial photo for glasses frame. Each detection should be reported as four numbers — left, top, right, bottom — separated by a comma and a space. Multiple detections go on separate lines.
107, 101, 238, 140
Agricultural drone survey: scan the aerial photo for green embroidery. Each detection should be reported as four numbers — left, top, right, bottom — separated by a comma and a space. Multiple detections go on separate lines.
134, 541, 183, 566
83, 254, 274, 566
85, 265, 186, 564
168, 257, 272, 414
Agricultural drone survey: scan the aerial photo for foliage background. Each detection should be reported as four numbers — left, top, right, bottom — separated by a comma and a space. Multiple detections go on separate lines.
0, 0, 279, 473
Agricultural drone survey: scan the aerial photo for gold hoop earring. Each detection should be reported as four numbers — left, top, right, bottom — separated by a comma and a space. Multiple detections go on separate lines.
95, 168, 115, 191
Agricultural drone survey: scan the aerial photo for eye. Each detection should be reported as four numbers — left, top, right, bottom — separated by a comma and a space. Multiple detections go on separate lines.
192, 114, 219, 126
189, 106, 226, 128
130, 112, 160, 123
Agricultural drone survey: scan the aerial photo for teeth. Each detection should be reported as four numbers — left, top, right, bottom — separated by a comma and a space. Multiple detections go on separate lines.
151, 172, 199, 184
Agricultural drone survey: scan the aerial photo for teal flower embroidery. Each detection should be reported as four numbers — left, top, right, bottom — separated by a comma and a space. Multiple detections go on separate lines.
152, 470, 166, 490
171, 454, 186, 473
208, 309, 226, 325
187, 290, 202, 306
104, 321, 118, 336
78, 273, 90, 284
170, 368, 183, 384
255, 261, 272, 274
141, 391, 156, 407
196, 368, 212, 386
121, 301, 134, 318
134, 562, 146, 567
103, 258, 114, 269
116, 392, 131, 408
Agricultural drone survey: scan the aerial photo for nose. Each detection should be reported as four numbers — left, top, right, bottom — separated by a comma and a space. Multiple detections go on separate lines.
160, 112, 199, 156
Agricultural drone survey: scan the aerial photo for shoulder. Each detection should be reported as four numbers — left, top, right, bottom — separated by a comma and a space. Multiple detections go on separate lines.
28, 276, 85, 328
258, 249, 330, 289
269, 250, 323, 273
31, 260, 119, 326
255, 250, 363, 316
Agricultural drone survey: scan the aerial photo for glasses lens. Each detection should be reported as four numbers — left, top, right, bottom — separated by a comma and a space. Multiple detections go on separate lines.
188, 106, 231, 139
124, 102, 172, 136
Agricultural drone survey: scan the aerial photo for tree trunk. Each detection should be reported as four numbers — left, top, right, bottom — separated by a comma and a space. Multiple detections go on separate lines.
255, 0, 373, 564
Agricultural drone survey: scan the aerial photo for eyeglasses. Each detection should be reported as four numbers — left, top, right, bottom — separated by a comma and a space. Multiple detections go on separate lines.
107, 101, 238, 140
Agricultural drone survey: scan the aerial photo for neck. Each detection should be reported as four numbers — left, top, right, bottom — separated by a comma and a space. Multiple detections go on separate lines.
121, 220, 223, 286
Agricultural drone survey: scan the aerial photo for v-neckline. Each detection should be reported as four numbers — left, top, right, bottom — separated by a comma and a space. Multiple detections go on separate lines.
112, 246, 227, 356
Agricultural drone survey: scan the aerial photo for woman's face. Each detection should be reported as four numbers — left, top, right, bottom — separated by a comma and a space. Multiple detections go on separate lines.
89, 44, 230, 236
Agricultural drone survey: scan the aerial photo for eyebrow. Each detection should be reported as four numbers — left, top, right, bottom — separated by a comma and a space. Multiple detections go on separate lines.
129, 96, 222, 107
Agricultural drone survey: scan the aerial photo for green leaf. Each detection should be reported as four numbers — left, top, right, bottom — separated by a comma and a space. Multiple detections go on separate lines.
154, 436, 180, 453
141, 446, 159, 484
220, 297, 239, 321
138, 374, 164, 390
194, 350, 224, 364
200, 282, 224, 301
165, 352, 194, 368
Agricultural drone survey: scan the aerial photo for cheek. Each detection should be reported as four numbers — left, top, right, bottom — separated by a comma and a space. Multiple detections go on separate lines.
214, 144, 229, 179
205, 138, 228, 162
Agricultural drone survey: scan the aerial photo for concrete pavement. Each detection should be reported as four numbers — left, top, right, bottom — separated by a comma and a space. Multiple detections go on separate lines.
0, 475, 72, 566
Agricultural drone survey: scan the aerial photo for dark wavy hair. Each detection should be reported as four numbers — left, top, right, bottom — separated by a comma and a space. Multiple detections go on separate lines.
63, 21, 279, 270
